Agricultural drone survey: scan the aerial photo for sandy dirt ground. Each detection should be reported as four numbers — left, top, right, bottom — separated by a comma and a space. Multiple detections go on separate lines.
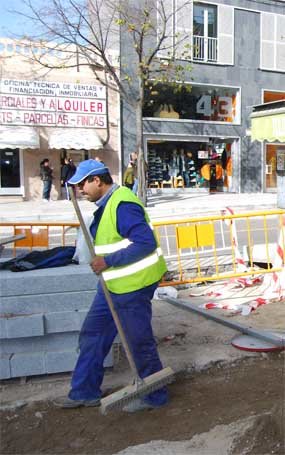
1, 356, 284, 455
1, 283, 285, 455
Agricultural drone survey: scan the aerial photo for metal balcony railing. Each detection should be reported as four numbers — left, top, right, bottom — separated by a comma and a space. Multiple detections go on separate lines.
193, 35, 218, 62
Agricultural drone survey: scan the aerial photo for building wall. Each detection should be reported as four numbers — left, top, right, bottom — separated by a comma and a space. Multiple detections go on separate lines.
0, 39, 120, 200
120, 0, 285, 193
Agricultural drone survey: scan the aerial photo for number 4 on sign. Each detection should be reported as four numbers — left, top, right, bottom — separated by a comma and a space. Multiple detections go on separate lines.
196, 95, 212, 116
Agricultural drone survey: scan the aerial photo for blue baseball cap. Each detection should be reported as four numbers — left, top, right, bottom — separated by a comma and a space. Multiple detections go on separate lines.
68, 159, 109, 184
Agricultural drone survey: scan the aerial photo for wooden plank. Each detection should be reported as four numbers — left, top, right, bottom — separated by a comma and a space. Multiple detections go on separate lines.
0, 234, 26, 246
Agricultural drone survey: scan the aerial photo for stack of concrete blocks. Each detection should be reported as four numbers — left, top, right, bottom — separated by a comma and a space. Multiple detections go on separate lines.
0, 264, 113, 379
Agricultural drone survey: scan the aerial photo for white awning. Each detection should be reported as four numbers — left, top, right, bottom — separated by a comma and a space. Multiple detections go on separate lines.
46, 128, 103, 150
251, 109, 285, 143
0, 126, 40, 149
0, 126, 103, 150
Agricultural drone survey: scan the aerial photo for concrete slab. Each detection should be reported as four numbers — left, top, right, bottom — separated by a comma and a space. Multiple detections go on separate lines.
0, 264, 98, 297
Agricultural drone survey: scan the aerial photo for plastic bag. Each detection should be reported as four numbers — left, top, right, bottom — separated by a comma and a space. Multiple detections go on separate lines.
73, 216, 94, 264
153, 286, 178, 300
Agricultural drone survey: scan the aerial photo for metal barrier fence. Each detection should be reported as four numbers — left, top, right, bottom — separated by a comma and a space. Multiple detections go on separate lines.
0, 210, 284, 286
152, 209, 285, 286
0, 222, 79, 256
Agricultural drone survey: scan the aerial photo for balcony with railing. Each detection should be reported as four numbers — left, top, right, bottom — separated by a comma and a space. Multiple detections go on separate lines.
193, 36, 218, 63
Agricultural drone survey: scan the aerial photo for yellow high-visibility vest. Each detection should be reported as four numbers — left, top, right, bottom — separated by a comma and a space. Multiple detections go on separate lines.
94, 187, 167, 293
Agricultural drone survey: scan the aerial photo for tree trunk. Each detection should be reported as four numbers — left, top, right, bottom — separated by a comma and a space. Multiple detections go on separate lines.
135, 89, 147, 205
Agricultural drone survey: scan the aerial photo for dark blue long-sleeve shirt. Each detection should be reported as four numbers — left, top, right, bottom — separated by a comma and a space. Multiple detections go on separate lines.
89, 186, 156, 269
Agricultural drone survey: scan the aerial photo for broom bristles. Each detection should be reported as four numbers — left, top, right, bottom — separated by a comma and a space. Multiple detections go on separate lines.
100, 367, 174, 414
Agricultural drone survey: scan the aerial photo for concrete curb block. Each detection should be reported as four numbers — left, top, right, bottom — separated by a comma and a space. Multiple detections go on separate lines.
0, 264, 113, 379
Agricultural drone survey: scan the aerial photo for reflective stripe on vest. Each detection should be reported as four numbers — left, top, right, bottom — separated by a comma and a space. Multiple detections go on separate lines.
95, 238, 132, 254
102, 248, 163, 281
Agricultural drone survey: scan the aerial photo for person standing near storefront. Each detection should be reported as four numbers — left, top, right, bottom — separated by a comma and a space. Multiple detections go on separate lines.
61, 158, 77, 199
40, 158, 53, 201
226, 153, 232, 191
130, 152, 138, 195
123, 161, 135, 190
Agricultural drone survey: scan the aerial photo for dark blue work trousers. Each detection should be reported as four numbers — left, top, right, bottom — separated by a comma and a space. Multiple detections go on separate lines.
69, 281, 168, 406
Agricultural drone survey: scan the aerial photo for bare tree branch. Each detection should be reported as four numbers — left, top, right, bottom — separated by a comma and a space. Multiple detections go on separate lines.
5, 0, 193, 203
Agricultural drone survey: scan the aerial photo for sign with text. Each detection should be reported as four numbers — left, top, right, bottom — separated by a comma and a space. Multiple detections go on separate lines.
196, 95, 236, 122
198, 150, 209, 159
0, 79, 107, 128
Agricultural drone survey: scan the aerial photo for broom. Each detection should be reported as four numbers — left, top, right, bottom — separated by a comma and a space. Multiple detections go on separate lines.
69, 188, 174, 414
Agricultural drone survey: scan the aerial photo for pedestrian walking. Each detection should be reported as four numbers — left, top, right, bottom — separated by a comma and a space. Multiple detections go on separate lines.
40, 158, 53, 201
54, 159, 168, 412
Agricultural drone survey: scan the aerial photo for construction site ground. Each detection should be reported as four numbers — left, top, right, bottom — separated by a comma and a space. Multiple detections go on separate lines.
1, 281, 285, 455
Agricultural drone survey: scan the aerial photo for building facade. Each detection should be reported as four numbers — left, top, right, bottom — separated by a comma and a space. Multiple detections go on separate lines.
120, 0, 285, 194
0, 39, 120, 200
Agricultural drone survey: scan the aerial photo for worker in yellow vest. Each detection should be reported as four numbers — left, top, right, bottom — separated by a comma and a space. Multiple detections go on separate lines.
54, 159, 168, 413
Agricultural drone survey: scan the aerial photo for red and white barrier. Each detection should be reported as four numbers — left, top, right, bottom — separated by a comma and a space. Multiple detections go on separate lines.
221, 206, 248, 272
190, 210, 285, 315
258, 214, 285, 303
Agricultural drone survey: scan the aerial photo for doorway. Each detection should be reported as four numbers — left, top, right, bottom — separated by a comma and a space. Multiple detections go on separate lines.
265, 144, 284, 191
0, 149, 21, 195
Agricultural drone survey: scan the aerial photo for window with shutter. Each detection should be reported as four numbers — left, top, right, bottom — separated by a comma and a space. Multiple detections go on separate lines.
156, 1, 235, 65
157, 0, 192, 60
175, 0, 193, 60
192, 3, 234, 65
157, 0, 175, 58
276, 15, 285, 72
193, 2, 218, 62
217, 4, 234, 65
261, 13, 285, 72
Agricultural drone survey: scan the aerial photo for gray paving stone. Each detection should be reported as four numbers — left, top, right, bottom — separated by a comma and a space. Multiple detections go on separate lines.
0, 265, 114, 378
6, 314, 44, 338
0, 291, 94, 314
45, 311, 81, 333
0, 318, 7, 339
45, 350, 79, 374
1, 333, 79, 354
0, 354, 11, 379
0, 265, 98, 297
10, 352, 46, 377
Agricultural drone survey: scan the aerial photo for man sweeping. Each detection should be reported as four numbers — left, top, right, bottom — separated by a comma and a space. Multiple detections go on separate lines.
55, 159, 169, 412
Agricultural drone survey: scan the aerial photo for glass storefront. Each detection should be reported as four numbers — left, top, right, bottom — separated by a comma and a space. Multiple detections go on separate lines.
147, 139, 234, 192
265, 144, 285, 191
144, 83, 240, 124
262, 91, 285, 192
0, 149, 21, 194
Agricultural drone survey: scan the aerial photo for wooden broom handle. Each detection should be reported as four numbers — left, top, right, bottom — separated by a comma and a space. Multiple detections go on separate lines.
69, 188, 140, 378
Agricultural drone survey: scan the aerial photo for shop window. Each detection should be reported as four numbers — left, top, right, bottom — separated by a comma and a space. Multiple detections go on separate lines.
146, 140, 233, 192
144, 83, 240, 124
265, 144, 283, 190
263, 91, 285, 104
